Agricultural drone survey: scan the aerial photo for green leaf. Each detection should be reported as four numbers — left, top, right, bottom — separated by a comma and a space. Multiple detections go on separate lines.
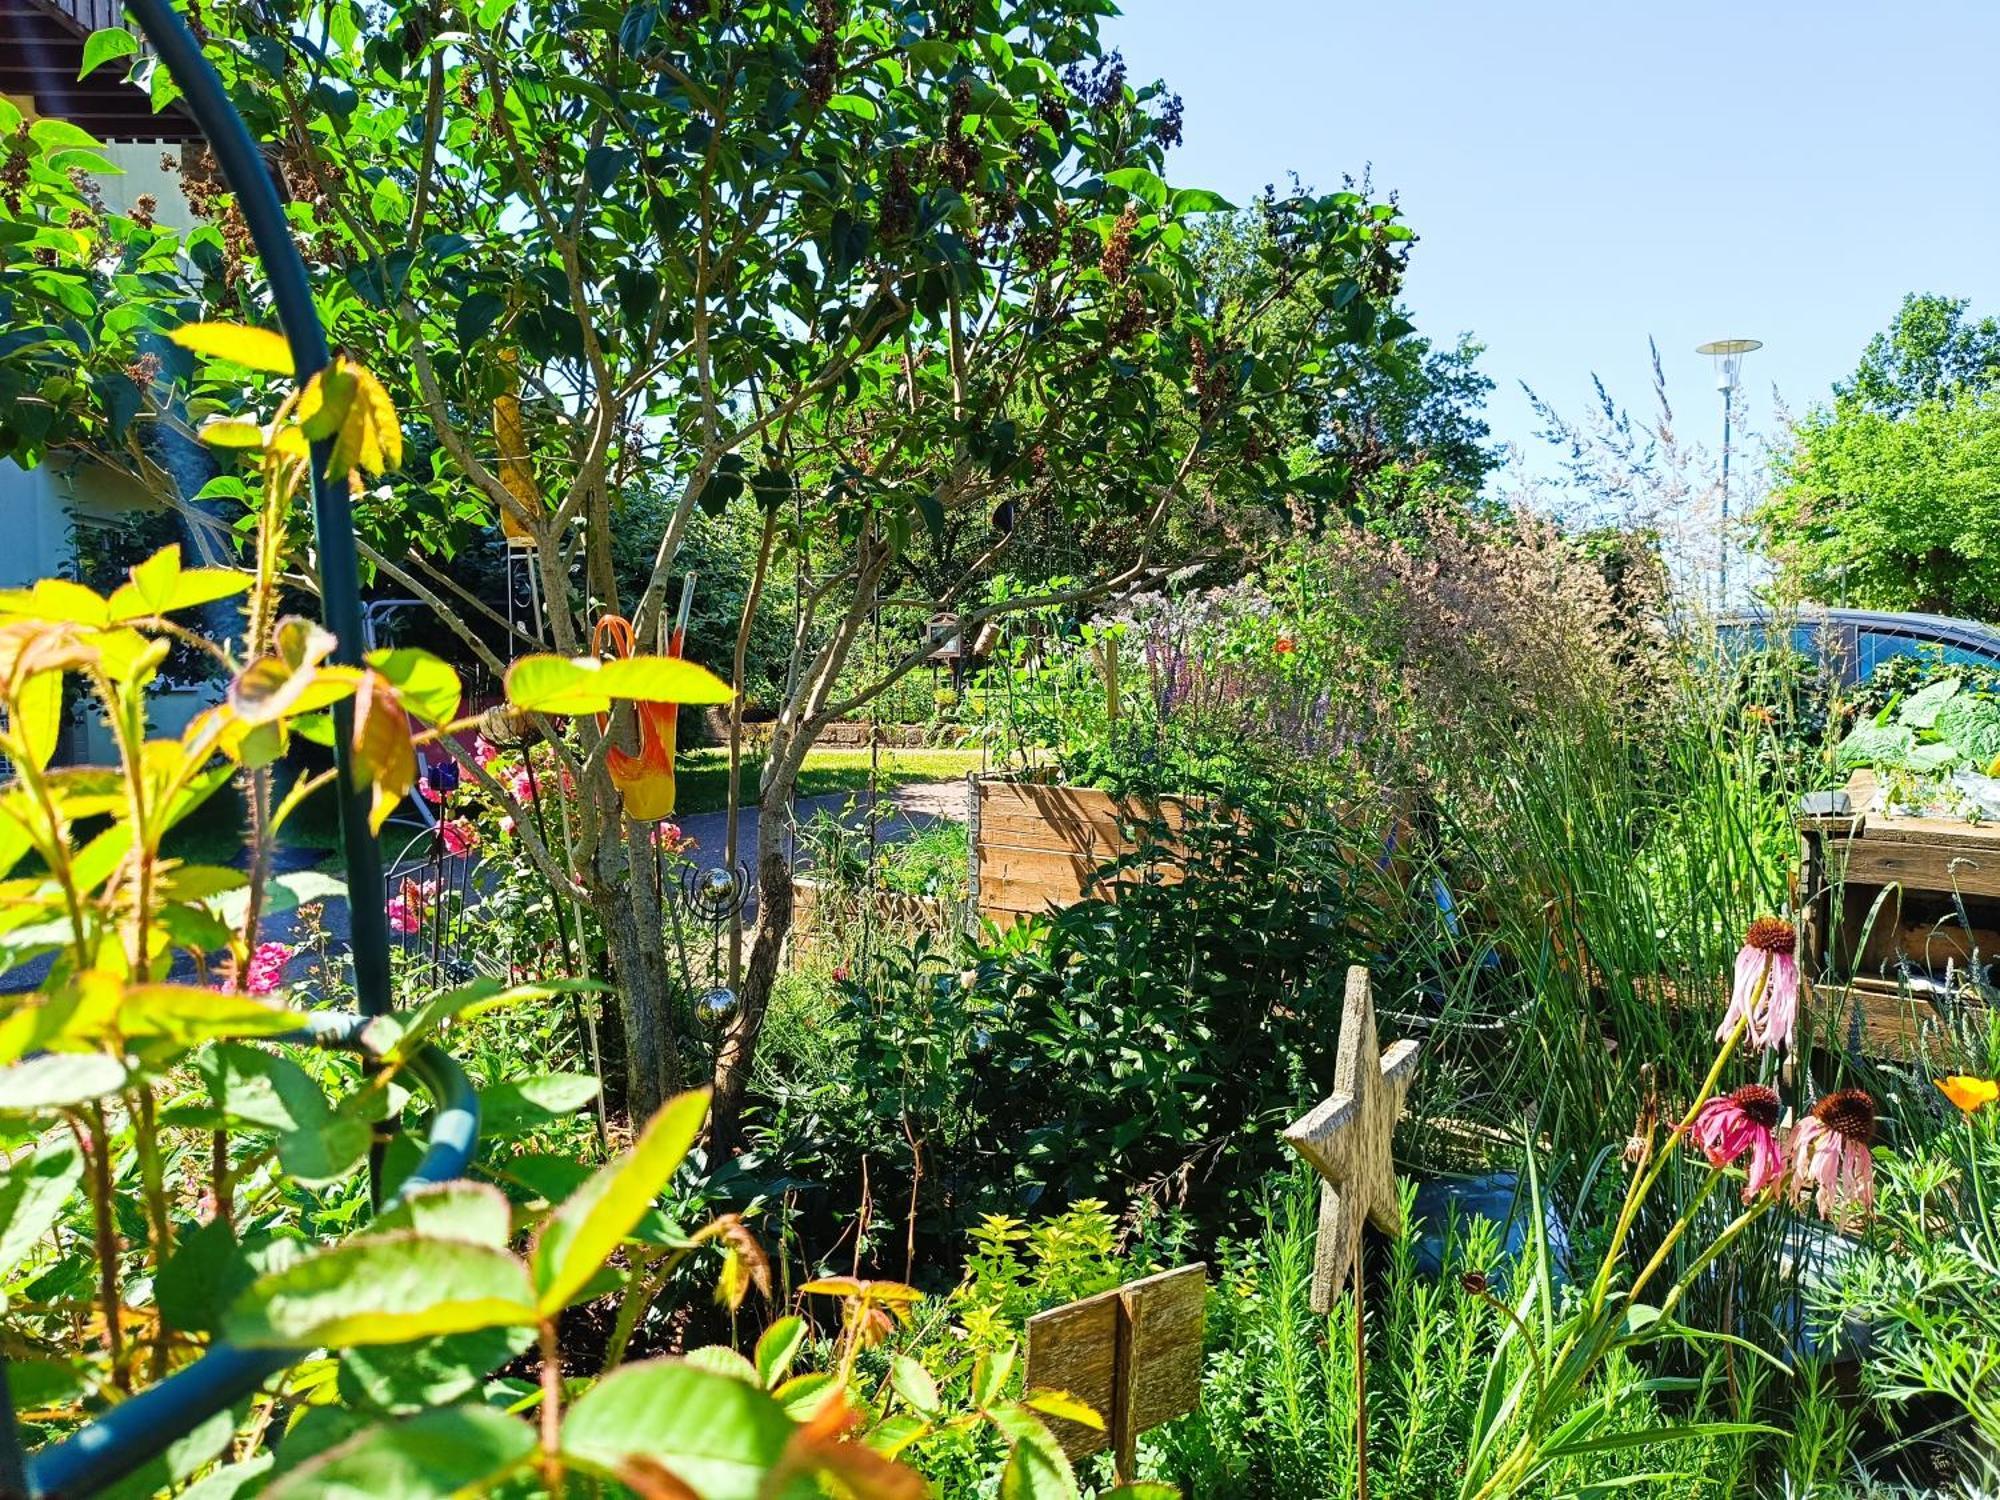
1168, 187, 1235, 215
226, 1234, 537, 1347
365, 646, 462, 725
972, 1344, 1016, 1409
995, 1409, 1081, 1500
195, 418, 266, 451
754, 1316, 806, 1389
389, 977, 600, 1059
0, 1134, 83, 1277
1834, 720, 1917, 772
369, 1182, 514, 1246
480, 1073, 602, 1137
1936, 694, 2000, 764
1898, 675, 1962, 729
891, 1356, 940, 1417
14, 668, 62, 771
0, 1052, 127, 1111
685, 1344, 760, 1383
531, 1087, 708, 1314
560, 1358, 795, 1500
105, 544, 250, 622
169, 321, 295, 375
337, 1325, 535, 1414
504, 653, 735, 716
78, 28, 139, 78
157, 1217, 261, 1336
1101, 167, 1168, 209
262, 1404, 537, 1499
1021, 1389, 1103, 1431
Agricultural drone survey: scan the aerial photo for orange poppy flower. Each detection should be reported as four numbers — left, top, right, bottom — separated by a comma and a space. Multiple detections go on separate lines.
1937, 1076, 1999, 1114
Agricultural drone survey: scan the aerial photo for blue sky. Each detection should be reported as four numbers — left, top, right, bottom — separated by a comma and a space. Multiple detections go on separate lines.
1104, 0, 2000, 481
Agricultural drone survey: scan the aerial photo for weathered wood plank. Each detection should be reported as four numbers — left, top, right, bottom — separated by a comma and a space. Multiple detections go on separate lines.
1023, 1264, 1206, 1468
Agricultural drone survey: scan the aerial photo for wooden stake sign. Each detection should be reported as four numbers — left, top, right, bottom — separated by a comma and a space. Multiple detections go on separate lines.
1023, 1263, 1206, 1481
1283, 965, 1421, 1313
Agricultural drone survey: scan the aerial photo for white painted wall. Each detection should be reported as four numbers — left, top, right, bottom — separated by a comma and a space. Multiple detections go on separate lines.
0, 140, 217, 762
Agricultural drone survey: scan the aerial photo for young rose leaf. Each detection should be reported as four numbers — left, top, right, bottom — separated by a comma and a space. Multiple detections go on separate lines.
531, 1087, 709, 1315
302, 357, 402, 478
754, 1316, 806, 1389
225, 1234, 537, 1347
973, 1344, 1017, 1409
0, 1052, 127, 1111
169, 322, 295, 375
989, 1401, 1082, 1500
559, 1358, 794, 1500
684, 1345, 759, 1383
478, 1073, 601, 1138
1022, 1389, 1105, 1431
890, 1356, 941, 1418
772, 1371, 841, 1421
0, 578, 110, 627
364, 645, 461, 724
505, 653, 733, 716
0, 1135, 84, 1279
13, 669, 61, 770
351, 669, 416, 834
106, 544, 250, 621
260, 1404, 536, 1499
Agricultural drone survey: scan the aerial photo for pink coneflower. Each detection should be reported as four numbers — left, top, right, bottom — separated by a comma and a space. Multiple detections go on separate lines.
1718, 917, 1799, 1053
244, 941, 293, 996
1692, 1083, 1787, 1200
1792, 1089, 1877, 1223
440, 818, 478, 856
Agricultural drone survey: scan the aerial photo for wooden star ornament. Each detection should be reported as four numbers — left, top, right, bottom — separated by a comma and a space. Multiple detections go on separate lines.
1283, 965, 1421, 1312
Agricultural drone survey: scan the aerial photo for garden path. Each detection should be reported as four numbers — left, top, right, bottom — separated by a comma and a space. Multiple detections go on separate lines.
0, 781, 971, 995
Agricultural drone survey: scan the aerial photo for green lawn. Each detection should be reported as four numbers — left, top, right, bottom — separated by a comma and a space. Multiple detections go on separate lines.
673, 745, 985, 814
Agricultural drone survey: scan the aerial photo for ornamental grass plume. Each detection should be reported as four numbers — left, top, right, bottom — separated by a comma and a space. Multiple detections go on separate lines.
1719, 916, 1799, 1053
1792, 1088, 1878, 1222
1692, 1083, 1787, 1201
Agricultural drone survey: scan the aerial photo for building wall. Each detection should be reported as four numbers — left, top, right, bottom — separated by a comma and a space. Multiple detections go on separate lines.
0, 139, 217, 761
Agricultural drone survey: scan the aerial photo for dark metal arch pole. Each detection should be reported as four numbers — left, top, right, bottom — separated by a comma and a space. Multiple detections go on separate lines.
125, 0, 392, 1020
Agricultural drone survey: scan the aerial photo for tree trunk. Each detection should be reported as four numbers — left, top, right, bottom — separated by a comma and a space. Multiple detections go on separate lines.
594, 834, 683, 1123
709, 777, 797, 1154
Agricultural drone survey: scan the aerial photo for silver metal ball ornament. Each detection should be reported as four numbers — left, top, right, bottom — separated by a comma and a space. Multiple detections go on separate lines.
696, 986, 738, 1024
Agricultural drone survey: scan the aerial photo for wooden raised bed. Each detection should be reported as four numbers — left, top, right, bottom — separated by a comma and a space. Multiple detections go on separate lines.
970, 778, 1191, 924
970, 775, 1410, 927
1799, 769, 1996, 1056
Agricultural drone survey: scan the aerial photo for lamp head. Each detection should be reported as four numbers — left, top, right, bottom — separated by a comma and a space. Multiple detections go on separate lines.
1696, 338, 1762, 393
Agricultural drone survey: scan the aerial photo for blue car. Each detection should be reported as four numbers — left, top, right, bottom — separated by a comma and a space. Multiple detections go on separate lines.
1719, 608, 2000, 686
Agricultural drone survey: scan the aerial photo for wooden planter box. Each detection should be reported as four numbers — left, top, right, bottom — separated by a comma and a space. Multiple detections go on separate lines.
969, 775, 1409, 927
969, 778, 1192, 925
1798, 769, 1996, 1057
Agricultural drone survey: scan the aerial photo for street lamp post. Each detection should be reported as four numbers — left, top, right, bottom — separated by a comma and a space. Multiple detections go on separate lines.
1696, 338, 1762, 608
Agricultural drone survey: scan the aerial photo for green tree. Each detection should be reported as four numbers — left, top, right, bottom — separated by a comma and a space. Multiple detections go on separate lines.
1758, 295, 2000, 616
1837, 292, 2000, 418
4, 0, 1419, 1135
